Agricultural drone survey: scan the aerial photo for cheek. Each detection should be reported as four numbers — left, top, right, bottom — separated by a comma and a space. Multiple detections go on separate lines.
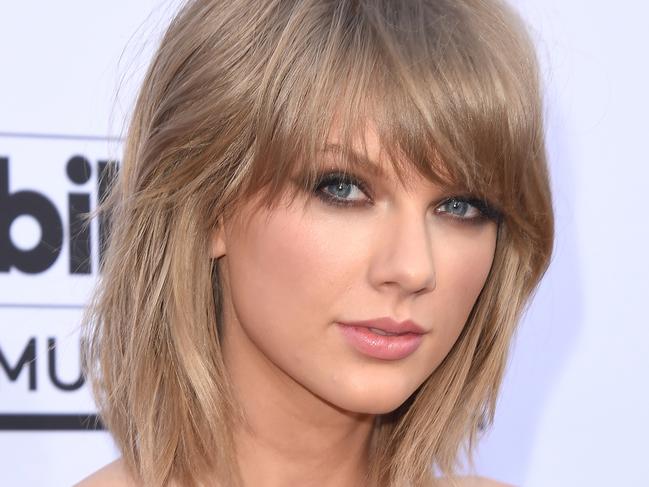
430, 225, 497, 342
223, 206, 361, 343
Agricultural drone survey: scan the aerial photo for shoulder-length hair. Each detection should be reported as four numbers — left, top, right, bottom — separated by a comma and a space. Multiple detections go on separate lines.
81, 0, 554, 486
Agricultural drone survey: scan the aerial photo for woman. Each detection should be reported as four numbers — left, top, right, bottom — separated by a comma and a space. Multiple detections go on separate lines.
76, 0, 553, 486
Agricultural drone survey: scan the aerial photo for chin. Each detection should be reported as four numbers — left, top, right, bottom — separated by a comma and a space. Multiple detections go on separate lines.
325, 379, 421, 415
336, 394, 412, 415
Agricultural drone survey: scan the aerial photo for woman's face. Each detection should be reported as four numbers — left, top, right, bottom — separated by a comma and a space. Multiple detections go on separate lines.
210, 124, 498, 414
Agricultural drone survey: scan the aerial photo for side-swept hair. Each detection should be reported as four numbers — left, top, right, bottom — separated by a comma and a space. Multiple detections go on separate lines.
81, 0, 554, 486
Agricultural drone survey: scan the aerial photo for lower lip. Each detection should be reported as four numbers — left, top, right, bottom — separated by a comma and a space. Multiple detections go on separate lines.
337, 323, 424, 360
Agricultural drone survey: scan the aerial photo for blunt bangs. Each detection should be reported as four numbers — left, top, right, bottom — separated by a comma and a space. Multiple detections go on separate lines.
238, 0, 545, 236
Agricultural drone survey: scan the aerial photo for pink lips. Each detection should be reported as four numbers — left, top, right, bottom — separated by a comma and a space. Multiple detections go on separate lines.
336, 317, 426, 360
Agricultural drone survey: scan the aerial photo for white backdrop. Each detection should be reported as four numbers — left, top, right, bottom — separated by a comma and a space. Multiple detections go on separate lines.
1, 1, 647, 486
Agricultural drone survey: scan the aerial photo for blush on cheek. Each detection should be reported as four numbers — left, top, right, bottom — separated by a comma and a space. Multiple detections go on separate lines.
430, 227, 497, 340
439, 224, 497, 290
237, 209, 338, 316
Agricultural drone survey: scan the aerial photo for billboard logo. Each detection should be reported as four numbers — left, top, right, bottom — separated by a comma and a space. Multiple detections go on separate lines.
0, 156, 118, 275
0, 134, 119, 431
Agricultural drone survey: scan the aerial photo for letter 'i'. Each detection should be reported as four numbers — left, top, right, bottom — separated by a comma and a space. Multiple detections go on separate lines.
67, 155, 92, 274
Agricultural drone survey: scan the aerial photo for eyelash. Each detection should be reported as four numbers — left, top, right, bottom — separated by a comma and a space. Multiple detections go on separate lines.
313, 171, 501, 222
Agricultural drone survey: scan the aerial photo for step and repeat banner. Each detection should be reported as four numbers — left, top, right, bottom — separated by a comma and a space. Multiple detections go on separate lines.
1, 138, 118, 401
0, 141, 115, 414
1, 1, 647, 486
0, 2, 177, 485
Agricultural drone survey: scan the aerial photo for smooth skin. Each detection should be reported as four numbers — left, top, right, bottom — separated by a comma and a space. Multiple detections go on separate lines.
76, 122, 510, 487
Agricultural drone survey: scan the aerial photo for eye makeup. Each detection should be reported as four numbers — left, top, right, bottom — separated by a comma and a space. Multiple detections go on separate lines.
434, 195, 502, 222
313, 171, 372, 208
312, 169, 502, 223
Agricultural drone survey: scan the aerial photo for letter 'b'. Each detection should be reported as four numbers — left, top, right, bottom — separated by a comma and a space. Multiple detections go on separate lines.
0, 157, 63, 273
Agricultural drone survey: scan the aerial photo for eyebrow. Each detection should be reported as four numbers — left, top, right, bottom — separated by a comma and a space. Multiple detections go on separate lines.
319, 144, 387, 178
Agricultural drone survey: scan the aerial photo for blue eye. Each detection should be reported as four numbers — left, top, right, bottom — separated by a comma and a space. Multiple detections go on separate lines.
435, 197, 499, 221
314, 172, 371, 207
313, 171, 501, 222
438, 198, 478, 218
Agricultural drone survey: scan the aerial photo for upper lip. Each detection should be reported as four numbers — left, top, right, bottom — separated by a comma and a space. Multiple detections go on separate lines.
338, 317, 427, 335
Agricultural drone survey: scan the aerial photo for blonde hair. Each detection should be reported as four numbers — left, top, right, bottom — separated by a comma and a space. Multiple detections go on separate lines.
81, 0, 554, 486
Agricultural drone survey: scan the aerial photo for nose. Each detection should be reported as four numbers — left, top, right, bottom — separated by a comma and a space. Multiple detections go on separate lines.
368, 209, 436, 296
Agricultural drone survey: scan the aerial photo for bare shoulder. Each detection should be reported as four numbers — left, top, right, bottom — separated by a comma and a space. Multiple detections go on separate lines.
73, 458, 139, 487
433, 475, 516, 487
